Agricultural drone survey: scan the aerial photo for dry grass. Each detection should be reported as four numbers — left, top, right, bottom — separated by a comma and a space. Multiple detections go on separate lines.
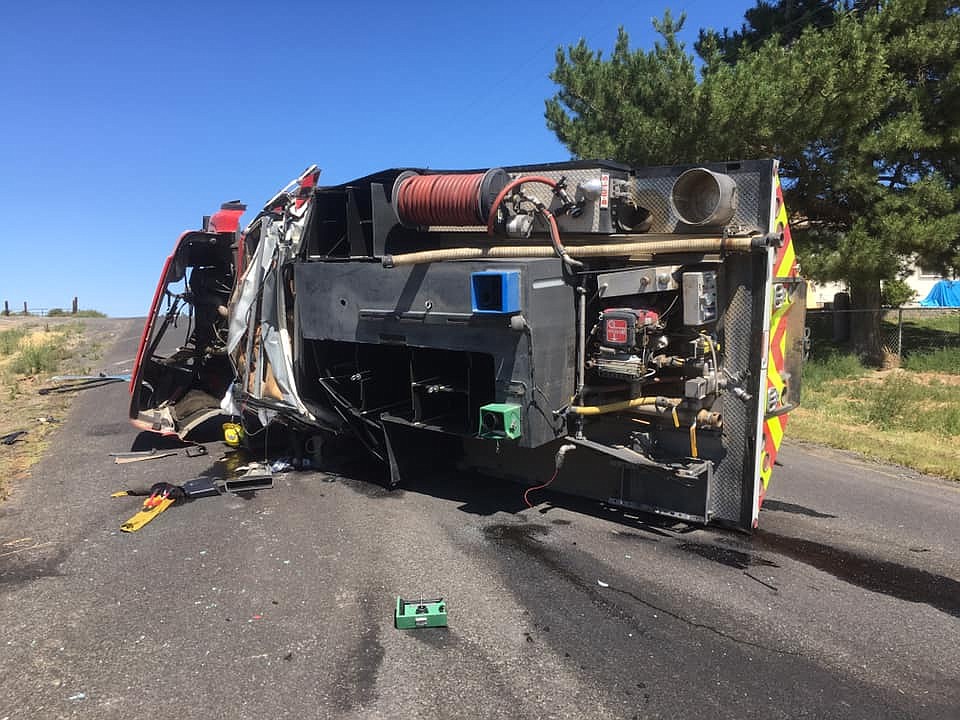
0, 318, 110, 498
790, 353, 960, 480
789, 410, 960, 480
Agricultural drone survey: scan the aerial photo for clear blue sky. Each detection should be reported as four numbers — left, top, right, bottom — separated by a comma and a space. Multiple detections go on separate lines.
0, 0, 753, 317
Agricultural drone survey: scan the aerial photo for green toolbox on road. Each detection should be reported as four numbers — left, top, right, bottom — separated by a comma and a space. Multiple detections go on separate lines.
395, 596, 447, 629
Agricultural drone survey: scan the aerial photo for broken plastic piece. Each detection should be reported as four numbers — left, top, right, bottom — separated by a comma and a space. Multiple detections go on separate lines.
181, 477, 221, 498
222, 466, 273, 493
270, 458, 294, 472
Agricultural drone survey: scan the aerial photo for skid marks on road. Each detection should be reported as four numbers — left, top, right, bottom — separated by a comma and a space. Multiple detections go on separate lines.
0, 538, 66, 592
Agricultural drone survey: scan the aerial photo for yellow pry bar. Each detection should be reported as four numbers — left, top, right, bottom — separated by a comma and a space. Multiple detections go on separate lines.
120, 497, 176, 533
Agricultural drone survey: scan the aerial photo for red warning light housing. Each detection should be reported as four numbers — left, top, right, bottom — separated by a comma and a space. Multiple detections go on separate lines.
601, 309, 659, 349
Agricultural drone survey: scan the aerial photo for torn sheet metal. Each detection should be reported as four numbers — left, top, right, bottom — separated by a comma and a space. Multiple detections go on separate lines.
226, 178, 317, 427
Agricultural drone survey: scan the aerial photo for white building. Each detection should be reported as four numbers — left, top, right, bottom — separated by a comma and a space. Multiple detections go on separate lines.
804, 262, 954, 308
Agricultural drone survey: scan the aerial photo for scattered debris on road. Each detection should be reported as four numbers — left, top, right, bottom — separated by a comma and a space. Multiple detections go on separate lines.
115, 482, 185, 532
110, 454, 275, 532
39, 373, 131, 395
110, 445, 207, 464
1, 430, 27, 446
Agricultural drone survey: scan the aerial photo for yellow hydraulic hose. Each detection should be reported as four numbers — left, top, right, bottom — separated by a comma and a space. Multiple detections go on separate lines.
567, 396, 675, 416
570, 398, 722, 430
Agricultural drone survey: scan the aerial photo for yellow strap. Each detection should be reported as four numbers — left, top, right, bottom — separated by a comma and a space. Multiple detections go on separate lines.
110, 491, 131, 498
120, 497, 175, 533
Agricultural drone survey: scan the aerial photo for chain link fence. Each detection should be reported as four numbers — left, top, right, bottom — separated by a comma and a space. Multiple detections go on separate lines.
806, 307, 960, 358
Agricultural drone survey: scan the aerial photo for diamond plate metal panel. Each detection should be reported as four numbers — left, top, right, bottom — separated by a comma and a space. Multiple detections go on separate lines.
632, 166, 765, 235
711, 258, 757, 522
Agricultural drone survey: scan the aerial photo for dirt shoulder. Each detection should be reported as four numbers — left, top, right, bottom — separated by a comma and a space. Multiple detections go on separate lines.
0, 316, 138, 498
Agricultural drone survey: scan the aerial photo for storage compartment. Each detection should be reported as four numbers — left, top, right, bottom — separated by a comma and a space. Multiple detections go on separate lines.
304, 341, 495, 436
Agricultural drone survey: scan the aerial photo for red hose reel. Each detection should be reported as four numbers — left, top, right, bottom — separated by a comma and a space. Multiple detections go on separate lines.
393, 168, 508, 227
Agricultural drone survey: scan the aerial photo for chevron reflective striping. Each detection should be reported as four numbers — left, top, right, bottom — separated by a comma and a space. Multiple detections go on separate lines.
758, 175, 799, 512
772, 177, 799, 278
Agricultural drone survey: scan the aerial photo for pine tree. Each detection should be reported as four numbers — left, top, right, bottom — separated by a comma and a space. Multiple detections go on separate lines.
545, 0, 960, 360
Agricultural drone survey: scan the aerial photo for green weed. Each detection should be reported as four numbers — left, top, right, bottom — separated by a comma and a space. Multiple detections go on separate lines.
11, 339, 67, 375
902, 347, 960, 374
848, 373, 960, 435
802, 352, 866, 390
902, 312, 960, 335
0, 328, 27, 356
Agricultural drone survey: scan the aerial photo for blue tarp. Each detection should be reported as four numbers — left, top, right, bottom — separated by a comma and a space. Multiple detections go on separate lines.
920, 279, 960, 307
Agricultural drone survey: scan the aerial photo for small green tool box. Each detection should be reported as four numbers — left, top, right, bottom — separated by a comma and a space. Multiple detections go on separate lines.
478, 403, 521, 440
395, 596, 447, 629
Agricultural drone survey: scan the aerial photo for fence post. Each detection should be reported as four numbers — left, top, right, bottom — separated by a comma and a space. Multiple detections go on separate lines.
3, 300, 8, 316
72, 297, 78, 314
897, 308, 903, 358
23, 302, 28, 316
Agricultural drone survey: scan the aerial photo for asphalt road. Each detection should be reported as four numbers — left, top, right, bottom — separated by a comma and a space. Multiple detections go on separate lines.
1, 319, 958, 719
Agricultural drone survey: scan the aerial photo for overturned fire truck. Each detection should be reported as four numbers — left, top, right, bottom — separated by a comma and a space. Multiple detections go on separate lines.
130, 159, 806, 529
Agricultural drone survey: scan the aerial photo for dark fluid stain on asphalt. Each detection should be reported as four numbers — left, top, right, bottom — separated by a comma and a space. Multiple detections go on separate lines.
482, 522, 639, 627
761, 499, 838, 519
482, 523, 587, 589
200, 449, 251, 480
754, 530, 960, 617
336, 475, 401, 499
85, 421, 130, 437
314, 456, 400, 499
330, 596, 385, 713
550, 519, 572, 526
483, 523, 550, 544
679, 542, 779, 570
610, 531, 658, 544
0, 549, 68, 591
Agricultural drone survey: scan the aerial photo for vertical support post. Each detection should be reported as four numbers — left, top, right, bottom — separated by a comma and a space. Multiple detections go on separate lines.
897, 307, 903, 358
3, 300, 8, 316
23, 301, 28, 315
72, 297, 78, 314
